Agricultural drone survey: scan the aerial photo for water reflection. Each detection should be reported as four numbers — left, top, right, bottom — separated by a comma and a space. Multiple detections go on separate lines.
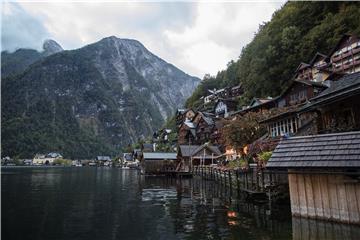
2, 167, 360, 240
139, 177, 292, 240
292, 217, 360, 240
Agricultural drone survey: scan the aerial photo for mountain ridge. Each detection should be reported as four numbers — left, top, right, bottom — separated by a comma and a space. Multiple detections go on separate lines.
1, 36, 200, 158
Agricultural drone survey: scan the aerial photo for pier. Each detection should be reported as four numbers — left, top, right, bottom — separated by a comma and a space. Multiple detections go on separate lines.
192, 165, 288, 201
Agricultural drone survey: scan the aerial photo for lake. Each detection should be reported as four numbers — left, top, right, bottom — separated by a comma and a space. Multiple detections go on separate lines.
2, 167, 359, 240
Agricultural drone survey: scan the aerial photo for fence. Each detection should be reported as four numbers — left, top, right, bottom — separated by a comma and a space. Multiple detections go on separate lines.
192, 165, 288, 201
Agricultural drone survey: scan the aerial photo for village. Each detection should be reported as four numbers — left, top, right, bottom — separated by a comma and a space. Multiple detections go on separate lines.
131, 33, 360, 225
2, 34, 360, 227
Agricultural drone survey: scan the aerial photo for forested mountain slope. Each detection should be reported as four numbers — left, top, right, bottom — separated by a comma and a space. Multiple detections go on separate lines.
2, 36, 199, 158
186, 1, 360, 108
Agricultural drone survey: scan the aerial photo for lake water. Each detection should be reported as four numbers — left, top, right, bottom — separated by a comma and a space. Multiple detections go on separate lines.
2, 167, 359, 240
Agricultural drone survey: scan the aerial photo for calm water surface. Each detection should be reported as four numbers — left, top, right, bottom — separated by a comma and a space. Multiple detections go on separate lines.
2, 167, 359, 240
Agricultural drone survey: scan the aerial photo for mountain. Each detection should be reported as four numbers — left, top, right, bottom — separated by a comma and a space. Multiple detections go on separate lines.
42, 39, 64, 57
1, 36, 200, 159
1, 39, 64, 78
185, 1, 360, 108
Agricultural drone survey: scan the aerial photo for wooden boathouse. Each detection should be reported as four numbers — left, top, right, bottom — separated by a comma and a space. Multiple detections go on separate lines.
267, 131, 360, 224
142, 152, 177, 174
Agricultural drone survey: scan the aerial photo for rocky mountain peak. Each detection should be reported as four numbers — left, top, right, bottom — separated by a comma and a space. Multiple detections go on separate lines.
42, 39, 63, 56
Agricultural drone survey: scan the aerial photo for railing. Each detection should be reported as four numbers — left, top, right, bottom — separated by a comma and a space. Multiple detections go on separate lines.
192, 165, 288, 201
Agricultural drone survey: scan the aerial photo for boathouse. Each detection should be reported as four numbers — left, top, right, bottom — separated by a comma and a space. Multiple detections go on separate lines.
142, 152, 177, 174
178, 143, 222, 168
267, 131, 360, 224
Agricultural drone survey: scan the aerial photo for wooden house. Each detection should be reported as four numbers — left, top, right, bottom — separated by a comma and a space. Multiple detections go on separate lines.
133, 149, 142, 161
203, 84, 243, 104
261, 80, 327, 138
177, 119, 197, 145
177, 145, 200, 172
294, 53, 332, 83
176, 109, 195, 126
178, 144, 222, 168
142, 152, 177, 174
309, 52, 332, 82
267, 131, 360, 224
141, 143, 154, 152
96, 156, 112, 166
213, 98, 237, 117
193, 112, 216, 145
329, 34, 360, 74
300, 71, 360, 134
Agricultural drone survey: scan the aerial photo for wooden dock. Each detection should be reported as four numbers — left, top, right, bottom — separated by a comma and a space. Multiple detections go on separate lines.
192, 165, 288, 201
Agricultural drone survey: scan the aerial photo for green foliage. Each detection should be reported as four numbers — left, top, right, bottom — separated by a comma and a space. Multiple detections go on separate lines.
53, 159, 72, 166
258, 151, 272, 163
228, 158, 248, 169
186, 2, 360, 108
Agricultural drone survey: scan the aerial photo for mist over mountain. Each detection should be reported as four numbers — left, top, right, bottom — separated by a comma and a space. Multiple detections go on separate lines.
1, 39, 63, 78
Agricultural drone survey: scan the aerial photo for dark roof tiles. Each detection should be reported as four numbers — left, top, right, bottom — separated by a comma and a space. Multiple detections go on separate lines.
267, 131, 360, 169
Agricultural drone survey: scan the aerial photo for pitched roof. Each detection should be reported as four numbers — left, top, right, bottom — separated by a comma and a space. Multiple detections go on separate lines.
295, 62, 311, 72
179, 145, 200, 157
294, 79, 327, 88
266, 131, 360, 169
309, 52, 328, 66
178, 144, 222, 157
192, 144, 222, 156
97, 156, 111, 161
184, 119, 196, 128
46, 152, 62, 158
300, 72, 360, 111
123, 153, 133, 161
142, 143, 153, 149
143, 152, 177, 160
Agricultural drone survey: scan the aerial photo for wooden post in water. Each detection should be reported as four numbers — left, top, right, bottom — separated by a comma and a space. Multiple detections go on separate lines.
236, 170, 240, 194
245, 171, 249, 190
256, 169, 259, 191
229, 170, 232, 195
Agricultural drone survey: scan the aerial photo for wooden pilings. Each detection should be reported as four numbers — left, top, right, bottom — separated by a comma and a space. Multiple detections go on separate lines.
192, 166, 271, 199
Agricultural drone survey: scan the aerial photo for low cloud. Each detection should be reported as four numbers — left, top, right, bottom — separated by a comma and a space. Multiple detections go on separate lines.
1, 2, 51, 51
1, 1, 283, 77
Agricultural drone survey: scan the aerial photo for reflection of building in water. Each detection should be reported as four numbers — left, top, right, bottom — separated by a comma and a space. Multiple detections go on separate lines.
142, 177, 293, 239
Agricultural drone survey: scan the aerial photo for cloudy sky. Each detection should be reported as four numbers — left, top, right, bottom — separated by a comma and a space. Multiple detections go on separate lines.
1, 1, 284, 78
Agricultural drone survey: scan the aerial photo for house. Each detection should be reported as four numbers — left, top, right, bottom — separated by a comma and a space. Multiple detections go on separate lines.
193, 112, 216, 145
23, 159, 33, 165
329, 34, 360, 74
266, 131, 360, 224
33, 152, 63, 165
142, 152, 177, 174
142, 143, 154, 152
229, 97, 278, 118
299, 71, 360, 134
123, 153, 133, 162
153, 128, 173, 143
96, 156, 112, 166
178, 143, 222, 167
203, 84, 243, 104
177, 118, 197, 145
133, 149, 142, 160
213, 99, 238, 117
176, 109, 195, 126
261, 79, 328, 138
